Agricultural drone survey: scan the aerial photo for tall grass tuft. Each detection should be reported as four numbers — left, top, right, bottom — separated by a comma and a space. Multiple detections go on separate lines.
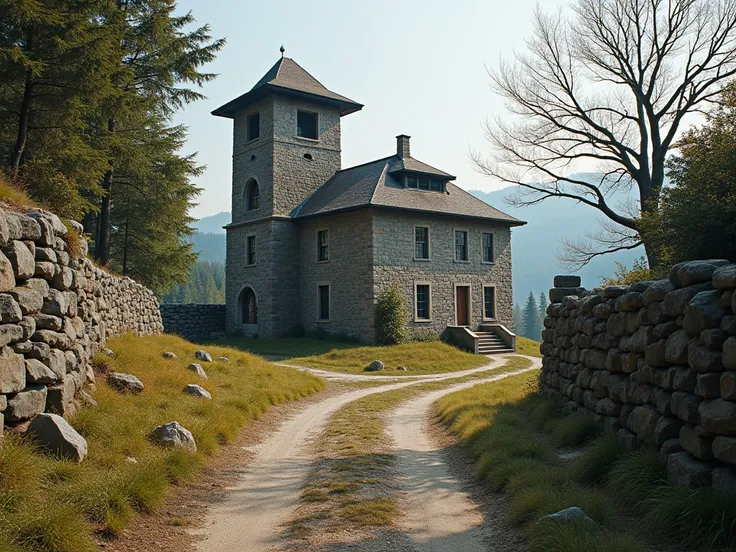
528, 519, 647, 552
572, 434, 628, 485
550, 415, 600, 447
606, 449, 664, 506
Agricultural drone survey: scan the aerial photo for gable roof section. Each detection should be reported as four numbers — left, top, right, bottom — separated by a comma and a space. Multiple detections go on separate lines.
213, 57, 363, 118
388, 156, 456, 179
293, 155, 525, 225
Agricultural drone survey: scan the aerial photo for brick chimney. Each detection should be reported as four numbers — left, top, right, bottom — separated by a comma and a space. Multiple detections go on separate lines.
396, 134, 411, 159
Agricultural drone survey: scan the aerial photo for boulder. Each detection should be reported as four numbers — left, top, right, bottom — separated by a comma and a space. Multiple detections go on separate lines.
721, 372, 736, 400
554, 275, 581, 288
679, 425, 713, 460
365, 360, 384, 372
722, 315, 736, 336
537, 506, 592, 524
654, 416, 683, 446
712, 467, 736, 496
396, 365, 408, 371
683, 291, 725, 335
187, 363, 208, 379
671, 392, 702, 424
9, 286, 43, 315
615, 292, 644, 312
701, 329, 727, 350
25, 358, 62, 384
628, 405, 661, 445
667, 451, 713, 488
216, 356, 230, 363
5, 384, 47, 421
194, 349, 212, 363
662, 283, 712, 318
27, 413, 87, 462
3, 241, 35, 280
654, 321, 679, 339
665, 330, 690, 364
699, 399, 736, 435
0, 346, 26, 394
107, 372, 144, 394
688, 343, 723, 372
644, 339, 668, 367
100, 348, 114, 357
713, 436, 736, 466
151, 421, 197, 452
713, 264, 736, 290
0, 252, 15, 292
162, 351, 178, 359
183, 384, 212, 400
724, 337, 736, 370
672, 260, 729, 288
643, 280, 674, 305
549, 287, 584, 303
694, 373, 722, 399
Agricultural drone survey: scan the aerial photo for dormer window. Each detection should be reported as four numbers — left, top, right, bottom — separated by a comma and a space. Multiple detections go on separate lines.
405, 175, 444, 192
297, 110, 318, 139
247, 112, 260, 142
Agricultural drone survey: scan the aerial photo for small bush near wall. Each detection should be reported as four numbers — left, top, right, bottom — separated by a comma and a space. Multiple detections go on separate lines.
412, 328, 441, 342
376, 282, 409, 345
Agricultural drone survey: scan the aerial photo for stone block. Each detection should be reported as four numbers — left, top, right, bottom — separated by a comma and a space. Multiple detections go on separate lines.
724, 337, 736, 370
665, 330, 690, 364
667, 451, 713, 488
688, 343, 724, 372
615, 292, 643, 312
654, 388, 673, 414
722, 315, 736, 336
699, 399, 736, 435
596, 397, 622, 417
631, 325, 655, 353
3, 240, 35, 280
679, 424, 714, 460
0, 346, 25, 394
645, 339, 669, 367
713, 264, 736, 290
655, 416, 683, 447
671, 392, 702, 424
0, 251, 15, 292
617, 428, 639, 450
683, 290, 725, 335
713, 436, 736, 466
5, 384, 47, 421
629, 405, 661, 445
28, 413, 87, 462
672, 367, 696, 392
694, 373, 722, 399
721, 372, 736, 400
628, 382, 653, 405
701, 329, 727, 350
643, 280, 674, 305
673, 260, 729, 288
712, 467, 736, 496
662, 283, 712, 317
25, 359, 62, 384
554, 275, 581, 288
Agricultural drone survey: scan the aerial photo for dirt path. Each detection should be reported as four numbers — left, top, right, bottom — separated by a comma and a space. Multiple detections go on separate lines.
276, 361, 501, 382
388, 358, 542, 552
192, 357, 523, 552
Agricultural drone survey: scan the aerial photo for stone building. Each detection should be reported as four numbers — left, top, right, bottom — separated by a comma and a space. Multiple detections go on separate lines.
213, 53, 525, 351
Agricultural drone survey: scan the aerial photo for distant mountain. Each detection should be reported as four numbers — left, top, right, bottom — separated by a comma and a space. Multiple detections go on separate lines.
190, 186, 643, 304
192, 211, 229, 234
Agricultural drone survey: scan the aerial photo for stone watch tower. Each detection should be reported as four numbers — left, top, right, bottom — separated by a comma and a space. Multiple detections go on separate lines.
213, 50, 363, 338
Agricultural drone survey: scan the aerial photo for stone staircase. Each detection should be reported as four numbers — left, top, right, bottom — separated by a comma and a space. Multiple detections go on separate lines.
475, 329, 515, 355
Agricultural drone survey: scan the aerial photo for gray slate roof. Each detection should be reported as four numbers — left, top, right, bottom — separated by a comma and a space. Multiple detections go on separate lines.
388, 156, 455, 179
213, 57, 363, 118
293, 156, 525, 226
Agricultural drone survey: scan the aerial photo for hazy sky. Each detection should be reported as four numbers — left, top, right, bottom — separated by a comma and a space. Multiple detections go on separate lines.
175, 0, 567, 218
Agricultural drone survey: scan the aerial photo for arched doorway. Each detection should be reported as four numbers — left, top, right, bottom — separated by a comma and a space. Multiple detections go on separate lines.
237, 287, 258, 334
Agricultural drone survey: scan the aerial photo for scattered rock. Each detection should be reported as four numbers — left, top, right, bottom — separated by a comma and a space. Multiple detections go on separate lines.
151, 421, 197, 452
667, 451, 713, 488
537, 506, 592, 524
107, 372, 144, 394
162, 351, 178, 359
125, 456, 138, 464
27, 413, 87, 462
183, 384, 212, 400
365, 360, 384, 372
216, 356, 230, 363
100, 348, 114, 357
187, 363, 208, 379
194, 349, 212, 362
396, 365, 408, 371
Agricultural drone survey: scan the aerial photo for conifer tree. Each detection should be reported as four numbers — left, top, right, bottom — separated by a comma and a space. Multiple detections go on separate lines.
538, 291, 548, 331
513, 303, 524, 335
522, 292, 541, 341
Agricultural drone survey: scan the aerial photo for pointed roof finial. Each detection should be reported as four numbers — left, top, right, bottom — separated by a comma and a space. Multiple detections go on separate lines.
280, 45, 285, 57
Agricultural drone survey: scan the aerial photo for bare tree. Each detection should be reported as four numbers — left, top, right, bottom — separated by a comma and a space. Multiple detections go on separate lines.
473, 0, 736, 269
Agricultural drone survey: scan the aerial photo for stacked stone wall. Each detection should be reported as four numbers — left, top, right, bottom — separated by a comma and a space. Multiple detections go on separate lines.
160, 304, 226, 341
0, 208, 162, 434
540, 261, 736, 493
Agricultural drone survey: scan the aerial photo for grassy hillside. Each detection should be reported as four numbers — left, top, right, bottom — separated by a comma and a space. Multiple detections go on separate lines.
0, 334, 325, 551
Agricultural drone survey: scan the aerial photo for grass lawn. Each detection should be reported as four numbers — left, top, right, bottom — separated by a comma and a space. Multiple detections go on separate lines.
435, 372, 736, 552
207, 336, 356, 359
289, 341, 488, 375
290, 356, 534, 545
515, 337, 542, 358
0, 333, 325, 552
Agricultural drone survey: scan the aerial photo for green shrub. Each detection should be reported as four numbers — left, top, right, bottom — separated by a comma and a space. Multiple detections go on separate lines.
376, 282, 409, 345
411, 327, 440, 342
550, 415, 600, 446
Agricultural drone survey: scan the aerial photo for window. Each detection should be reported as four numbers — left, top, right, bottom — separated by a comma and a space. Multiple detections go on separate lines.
246, 180, 260, 211
317, 229, 329, 262
297, 110, 318, 139
430, 179, 443, 192
318, 285, 330, 321
247, 112, 260, 142
483, 286, 496, 319
246, 235, 256, 266
415, 284, 431, 320
482, 232, 494, 263
414, 226, 429, 260
418, 178, 430, 190
455, 230, 468, 261
407, 176, 418, 189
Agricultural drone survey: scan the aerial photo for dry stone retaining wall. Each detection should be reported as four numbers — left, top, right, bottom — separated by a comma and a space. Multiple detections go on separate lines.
0, 207, 162, 435
160, 304, 226, 341
540, 261, 736, 494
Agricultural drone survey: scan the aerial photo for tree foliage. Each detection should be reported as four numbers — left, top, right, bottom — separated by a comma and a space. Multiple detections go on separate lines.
163, 261, 225, 304
645, 83, 736, 264
522, 291, 542, 341
0, 0, 223, 292
600, 257, 653, 286
474, 0, 736, 269
376, 282, 409, 345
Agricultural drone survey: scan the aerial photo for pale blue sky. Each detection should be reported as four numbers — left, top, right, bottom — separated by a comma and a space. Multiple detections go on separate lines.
176, 0, 566, 218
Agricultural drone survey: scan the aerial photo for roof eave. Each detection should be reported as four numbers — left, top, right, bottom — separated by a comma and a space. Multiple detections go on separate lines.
212, 84, 363, 119
388, 167, 457, 181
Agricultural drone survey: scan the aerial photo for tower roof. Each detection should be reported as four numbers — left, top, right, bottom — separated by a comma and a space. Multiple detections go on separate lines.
212, 56, 363, 118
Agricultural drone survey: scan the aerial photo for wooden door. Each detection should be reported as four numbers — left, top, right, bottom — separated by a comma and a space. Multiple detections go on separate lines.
456, 286, 470, 326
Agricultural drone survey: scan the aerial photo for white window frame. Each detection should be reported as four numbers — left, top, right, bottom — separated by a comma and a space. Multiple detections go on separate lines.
453, 228, 470, 263
316, 282, 331, 323
482, 284, 497, 321
296, 109, 320, 141
316, 228, 329, 263
414, 281, 432, 322
413, 225, 431, 261
481, 232, 495, 264
245, 233, 257, 267
453, 282, 472, 326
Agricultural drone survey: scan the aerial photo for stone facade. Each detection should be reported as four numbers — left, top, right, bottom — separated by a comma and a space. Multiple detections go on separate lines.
160, 304, 226, 341
540, 261, 736, 494
0, 208, 162, 434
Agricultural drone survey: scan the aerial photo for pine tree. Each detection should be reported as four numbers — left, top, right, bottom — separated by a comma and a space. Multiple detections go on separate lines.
522, 292, 541, 341
538, 291, 548, 334
513, 303, 524, 335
